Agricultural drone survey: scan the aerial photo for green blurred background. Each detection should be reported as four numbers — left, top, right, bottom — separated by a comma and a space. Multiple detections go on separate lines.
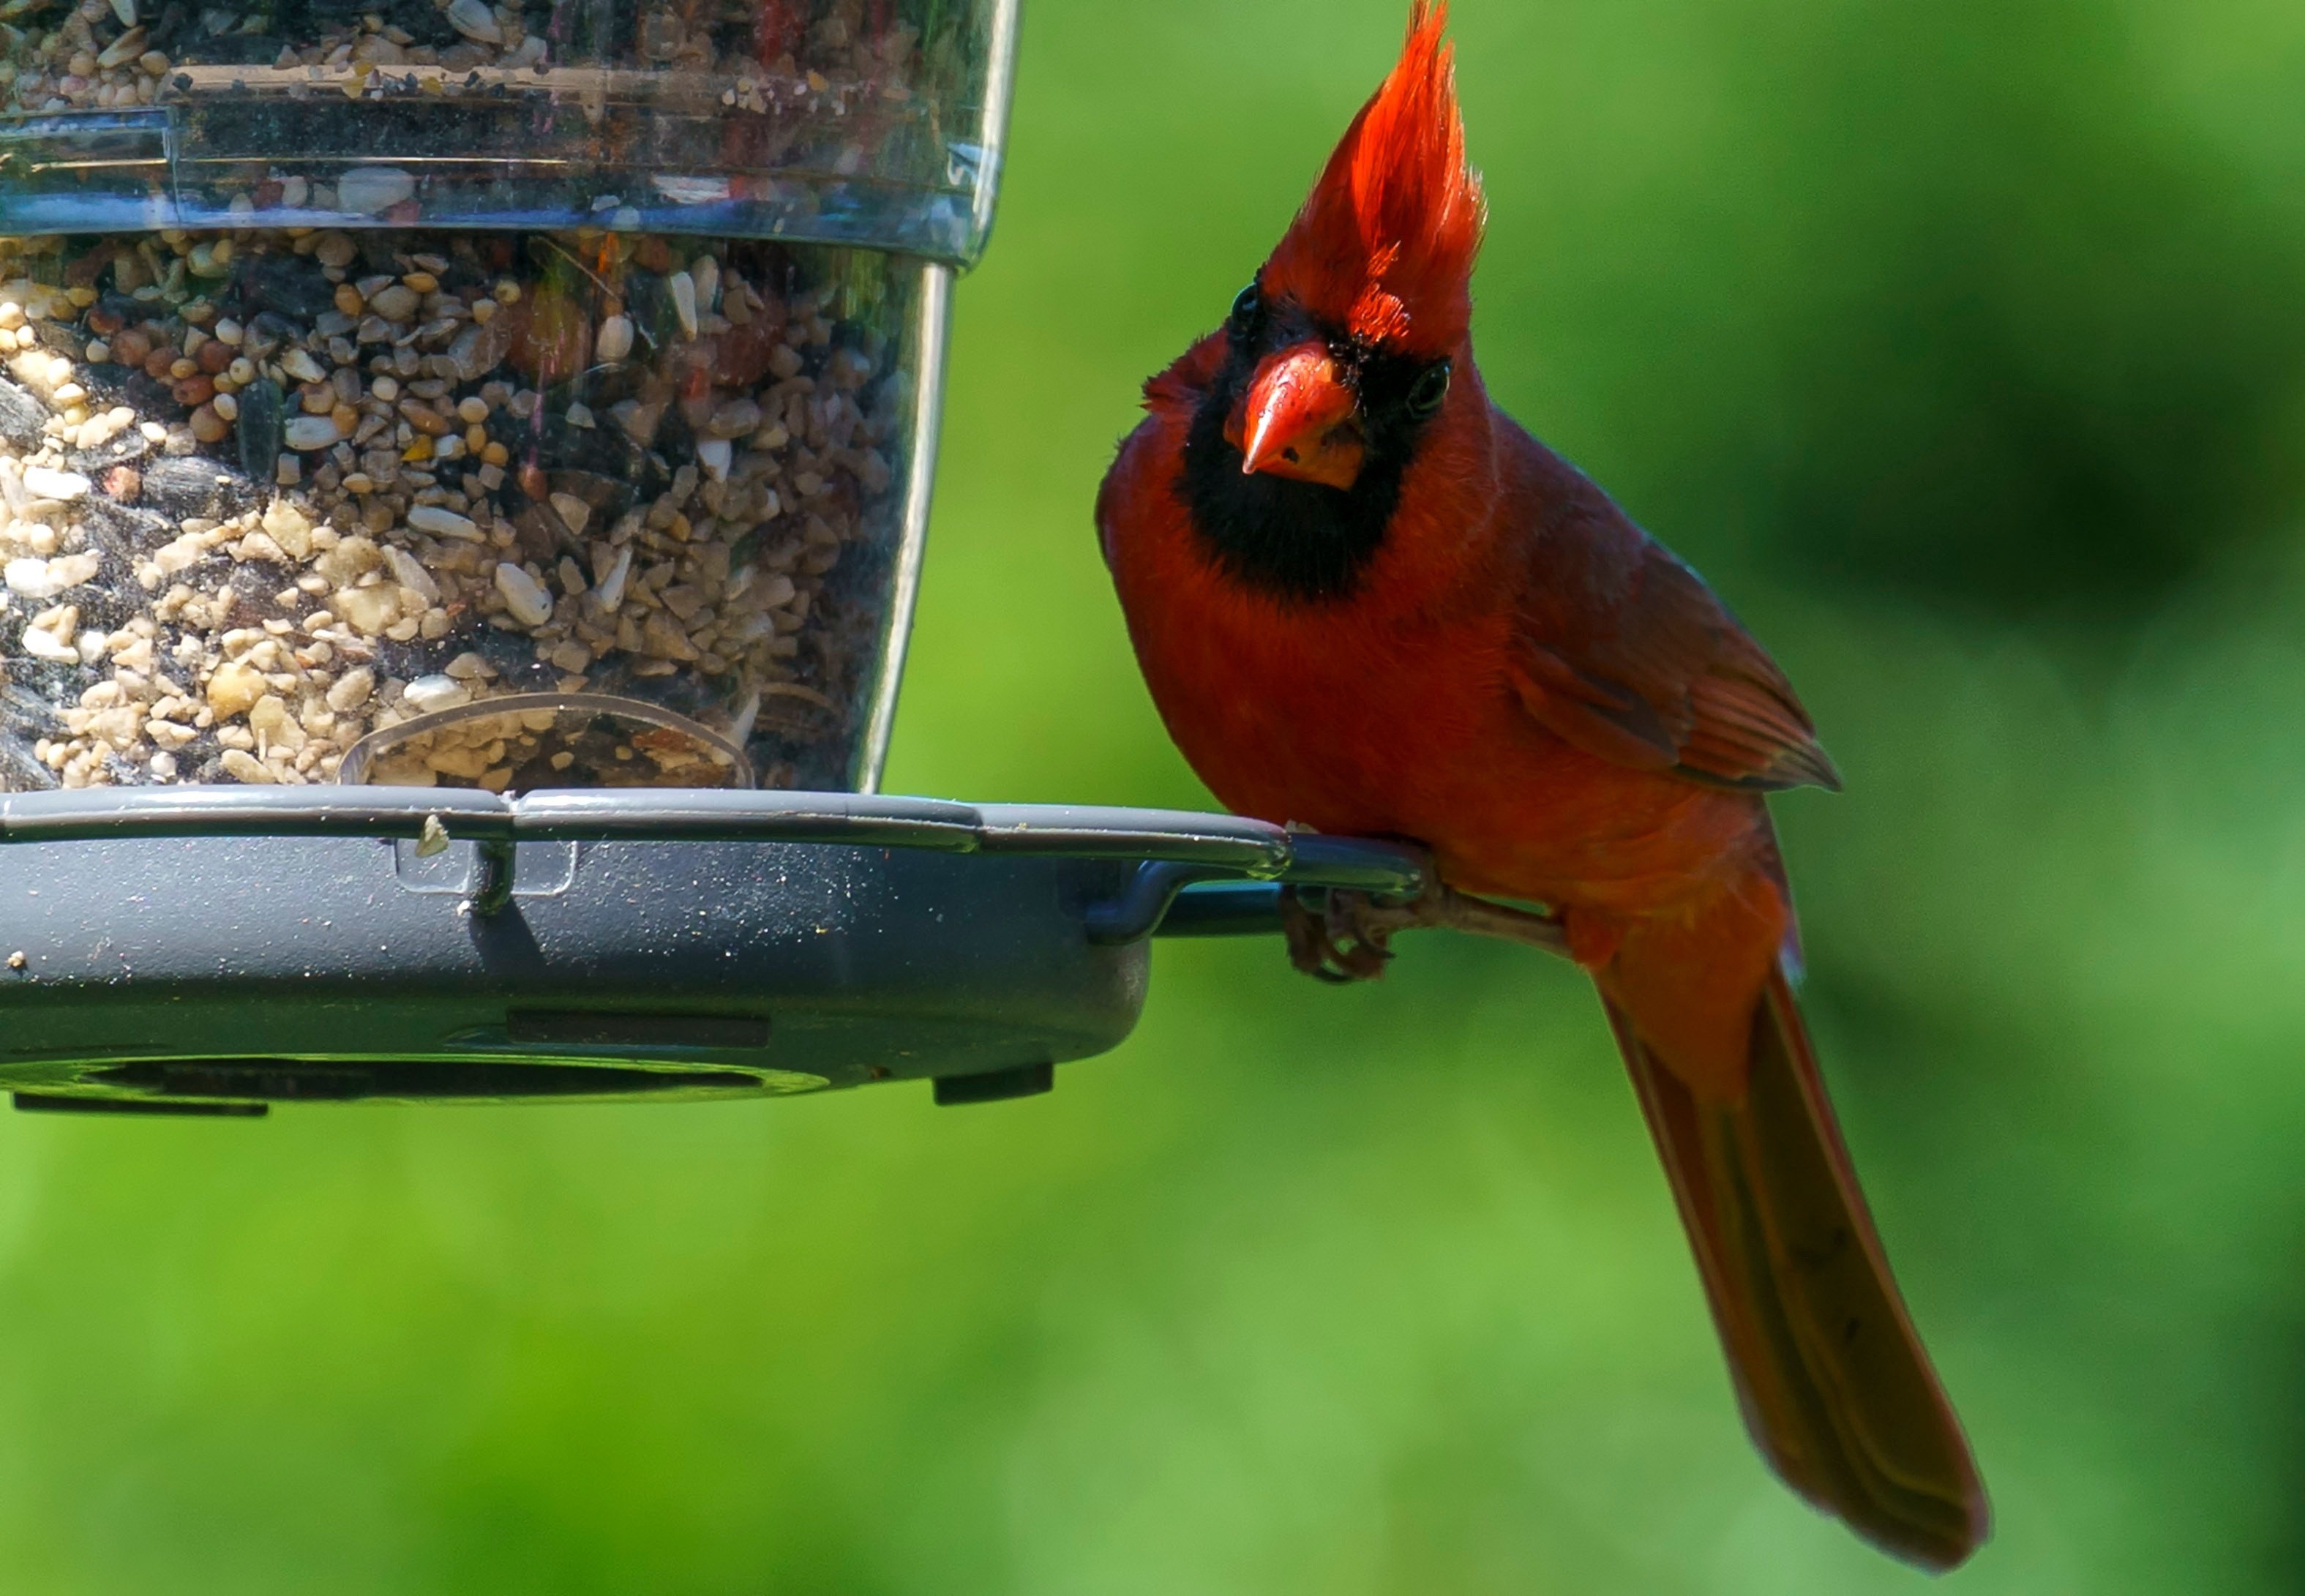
4, 0, 2304, 1587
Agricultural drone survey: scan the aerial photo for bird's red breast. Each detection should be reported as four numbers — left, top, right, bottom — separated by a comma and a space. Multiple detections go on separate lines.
1101, 331, 1769, 902
1098, 326, 1791, 1087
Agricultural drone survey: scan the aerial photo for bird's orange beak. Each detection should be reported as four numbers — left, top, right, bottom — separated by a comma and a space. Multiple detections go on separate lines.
1225, 340, 1365, 490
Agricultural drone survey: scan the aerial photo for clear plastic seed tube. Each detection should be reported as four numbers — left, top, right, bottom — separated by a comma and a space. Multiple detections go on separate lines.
0, 225, 944, 792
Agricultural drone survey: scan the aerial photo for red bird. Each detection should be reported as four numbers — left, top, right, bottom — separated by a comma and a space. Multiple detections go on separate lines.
1095, 2, 1989, 1570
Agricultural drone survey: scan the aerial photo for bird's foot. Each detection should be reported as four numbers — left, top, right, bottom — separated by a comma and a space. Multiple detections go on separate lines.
1281, 890, 1393, 983
1282, 881, 1574, 984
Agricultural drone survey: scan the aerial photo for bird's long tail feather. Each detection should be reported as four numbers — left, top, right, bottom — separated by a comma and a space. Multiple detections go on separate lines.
1603, 963, 1990, 1570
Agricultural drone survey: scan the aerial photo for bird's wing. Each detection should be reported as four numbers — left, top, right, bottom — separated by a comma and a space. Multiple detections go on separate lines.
1503, 489, 1840, 793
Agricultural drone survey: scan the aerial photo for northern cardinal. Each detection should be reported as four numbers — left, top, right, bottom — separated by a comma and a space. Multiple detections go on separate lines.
1095, 2, 1988, 1570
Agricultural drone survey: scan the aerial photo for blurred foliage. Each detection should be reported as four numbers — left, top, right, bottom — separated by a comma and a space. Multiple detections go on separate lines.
0, 0, 2299, 1589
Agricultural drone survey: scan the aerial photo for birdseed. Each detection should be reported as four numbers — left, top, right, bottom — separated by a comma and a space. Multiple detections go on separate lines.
0, 225, 918, 793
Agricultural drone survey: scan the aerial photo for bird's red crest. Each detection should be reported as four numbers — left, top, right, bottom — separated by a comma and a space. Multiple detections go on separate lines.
1262, 1, 1486, 356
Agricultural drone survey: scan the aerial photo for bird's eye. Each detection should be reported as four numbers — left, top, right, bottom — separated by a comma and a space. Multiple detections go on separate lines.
1228, 281, 1262, 336
1407, 359, 1452, 419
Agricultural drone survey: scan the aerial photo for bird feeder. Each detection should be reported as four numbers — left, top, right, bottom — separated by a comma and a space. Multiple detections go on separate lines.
0, 0, 1418, 1112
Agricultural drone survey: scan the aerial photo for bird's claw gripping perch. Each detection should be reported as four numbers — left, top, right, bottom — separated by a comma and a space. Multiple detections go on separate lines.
1281, 890, 1389, 982
1281, 880, 1573, 984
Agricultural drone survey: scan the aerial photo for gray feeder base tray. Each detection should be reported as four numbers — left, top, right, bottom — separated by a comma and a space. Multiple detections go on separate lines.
0, 790, 1425, 1113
